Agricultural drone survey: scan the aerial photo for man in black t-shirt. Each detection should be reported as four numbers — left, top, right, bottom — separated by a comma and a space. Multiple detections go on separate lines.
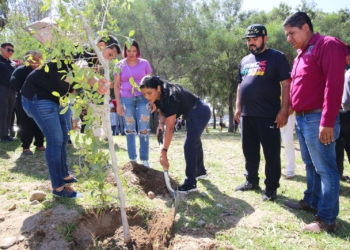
0, 42, 17, 143
234, 24, 291, 201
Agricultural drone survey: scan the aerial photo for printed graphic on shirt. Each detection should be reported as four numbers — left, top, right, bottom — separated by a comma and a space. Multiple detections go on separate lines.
241, 60, 266, 78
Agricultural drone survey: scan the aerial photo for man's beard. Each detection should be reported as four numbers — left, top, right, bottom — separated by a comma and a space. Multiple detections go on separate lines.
249, 41, 265, 55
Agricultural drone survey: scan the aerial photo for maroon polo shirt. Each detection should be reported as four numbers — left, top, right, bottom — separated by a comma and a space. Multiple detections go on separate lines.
290, 33, 347, 127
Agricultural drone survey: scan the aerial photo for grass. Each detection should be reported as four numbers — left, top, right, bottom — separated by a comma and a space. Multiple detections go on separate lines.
1, 128, 350, 249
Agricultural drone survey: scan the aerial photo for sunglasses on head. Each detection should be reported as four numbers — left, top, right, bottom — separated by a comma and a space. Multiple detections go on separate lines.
5, 48, 14, 53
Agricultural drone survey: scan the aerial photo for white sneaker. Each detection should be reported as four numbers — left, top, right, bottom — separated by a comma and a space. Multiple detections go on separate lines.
284, 171, 295, 179
142, 160, 151, 168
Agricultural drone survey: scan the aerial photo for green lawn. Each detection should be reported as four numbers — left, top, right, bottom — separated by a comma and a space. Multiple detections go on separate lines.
0, 128, 350, 249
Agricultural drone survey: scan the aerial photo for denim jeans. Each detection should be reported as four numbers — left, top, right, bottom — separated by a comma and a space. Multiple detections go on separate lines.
241, 116, 281, 191
296, 112, 340, 224
183, 101, 211, 186
121, 95, 150, 161
115, 112, 125, 134
22, 95, 70, 189
62, 106, 73, 141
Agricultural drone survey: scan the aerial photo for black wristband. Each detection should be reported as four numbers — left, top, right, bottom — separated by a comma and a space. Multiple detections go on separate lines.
162, 148, 168, 152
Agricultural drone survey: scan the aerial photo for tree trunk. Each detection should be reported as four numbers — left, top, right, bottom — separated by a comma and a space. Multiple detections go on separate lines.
212, 106, 216, 129
73, 0, 131, 243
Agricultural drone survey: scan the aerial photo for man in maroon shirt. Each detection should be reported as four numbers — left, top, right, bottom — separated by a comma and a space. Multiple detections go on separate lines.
283, 12, 347, 233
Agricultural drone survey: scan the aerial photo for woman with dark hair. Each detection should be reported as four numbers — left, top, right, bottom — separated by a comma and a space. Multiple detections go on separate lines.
140, 75, 211, 193
114, 40, 152, 167
21, 35, 121, 198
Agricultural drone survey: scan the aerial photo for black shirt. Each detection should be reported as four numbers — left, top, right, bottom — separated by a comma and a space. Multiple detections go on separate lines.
237, 48, 291, 117
0, 55, 17, 87
21, 49, 101, 104
154, 83, 200, 118
10, 65, 34, 99
21, 60, 72, 104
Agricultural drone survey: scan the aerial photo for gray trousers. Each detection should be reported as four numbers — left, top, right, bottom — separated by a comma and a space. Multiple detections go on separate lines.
0, 85, 16, 138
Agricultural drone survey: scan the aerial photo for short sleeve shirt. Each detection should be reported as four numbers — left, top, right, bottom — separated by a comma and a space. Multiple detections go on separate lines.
114, 58, 152, 98
237, 48, 291, 117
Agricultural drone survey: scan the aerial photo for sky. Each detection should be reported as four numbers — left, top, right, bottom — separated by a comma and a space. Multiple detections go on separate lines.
241, 0, 349, 13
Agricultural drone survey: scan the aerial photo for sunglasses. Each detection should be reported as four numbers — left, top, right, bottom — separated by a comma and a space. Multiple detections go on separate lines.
5, 48, 14, 53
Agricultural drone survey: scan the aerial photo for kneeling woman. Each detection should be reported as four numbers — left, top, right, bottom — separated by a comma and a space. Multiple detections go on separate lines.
140, 76, 211, 193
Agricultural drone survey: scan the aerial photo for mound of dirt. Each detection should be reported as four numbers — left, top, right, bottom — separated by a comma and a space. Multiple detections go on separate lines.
112, 162, 179, 196
73, 207, 175, 250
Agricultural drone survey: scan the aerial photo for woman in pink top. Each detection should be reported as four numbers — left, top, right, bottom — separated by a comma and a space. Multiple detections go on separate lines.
114, 40, 152, 167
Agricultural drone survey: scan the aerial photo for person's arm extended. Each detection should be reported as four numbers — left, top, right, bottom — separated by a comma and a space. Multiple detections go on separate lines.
275, 78, 291, 128
114, 74, 124, 116
159, 113, 176, 170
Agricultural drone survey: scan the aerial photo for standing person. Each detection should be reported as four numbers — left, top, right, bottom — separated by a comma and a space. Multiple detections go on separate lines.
281, 111, 296, 179
336, 44, 350, 182
10, 50, 45, 155
283, 12, 347, 233
21, 35, 121, 198
140, 75, 211, 193
0, 42, 17, 143
219, 116, 225, 132
234, 24, 291, 201
111, 98, 125, 135
110, 107, 117, 136
114, 40, 152, 167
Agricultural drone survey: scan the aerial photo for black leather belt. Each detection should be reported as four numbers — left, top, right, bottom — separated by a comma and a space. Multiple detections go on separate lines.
295, 108, 322, 116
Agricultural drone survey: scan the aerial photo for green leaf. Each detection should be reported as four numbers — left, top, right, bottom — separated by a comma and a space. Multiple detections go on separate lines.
129, 30, 135, 37
44, 64, 49, 73
52, 91, 60, 97
59, 106, 69, 115
73, 84, 82, 89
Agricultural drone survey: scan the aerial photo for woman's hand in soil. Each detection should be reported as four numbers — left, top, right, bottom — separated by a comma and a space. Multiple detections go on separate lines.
160, 150, 169, 170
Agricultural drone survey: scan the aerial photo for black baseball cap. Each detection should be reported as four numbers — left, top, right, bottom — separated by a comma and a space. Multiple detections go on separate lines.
244, 24, 267, 38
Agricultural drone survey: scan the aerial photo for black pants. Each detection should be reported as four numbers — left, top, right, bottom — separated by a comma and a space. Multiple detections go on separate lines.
241, 116, 281, 191
336, 110, 350, 175
16, 98, 44, 149
0, 86, 16, 139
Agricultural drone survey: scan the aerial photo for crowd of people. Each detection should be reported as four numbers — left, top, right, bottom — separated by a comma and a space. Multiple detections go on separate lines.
1, 11, 350, 233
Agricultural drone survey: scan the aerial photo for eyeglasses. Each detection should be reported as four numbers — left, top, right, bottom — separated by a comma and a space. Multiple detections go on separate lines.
5, 48, 14, 53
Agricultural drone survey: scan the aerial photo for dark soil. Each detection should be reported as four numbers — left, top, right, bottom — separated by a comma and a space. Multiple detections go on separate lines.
73, 162, 177, 249
119, 162, 179, 196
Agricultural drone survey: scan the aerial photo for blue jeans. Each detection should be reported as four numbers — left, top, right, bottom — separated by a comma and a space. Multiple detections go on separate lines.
183, 101, 211, 186
22, 95, 70, 189
296, 112, 340, 224
63, 105, 73, 141
121, 95, 150, 161
115, 112, 125, 134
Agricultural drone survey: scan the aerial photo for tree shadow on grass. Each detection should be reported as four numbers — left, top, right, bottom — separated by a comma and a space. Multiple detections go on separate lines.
276, 194, 350, 239
9, 144, 80, 182
0, 140, 21, 159
171, 179, 255, 244
284, 175, 350, 198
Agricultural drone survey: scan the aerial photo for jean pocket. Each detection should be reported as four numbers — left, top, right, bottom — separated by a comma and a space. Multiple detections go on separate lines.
305, 113, 321, 123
